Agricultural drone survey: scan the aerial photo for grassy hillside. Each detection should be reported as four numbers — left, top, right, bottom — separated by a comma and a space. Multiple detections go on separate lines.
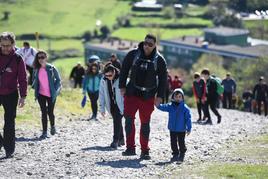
0, 0, 130, 37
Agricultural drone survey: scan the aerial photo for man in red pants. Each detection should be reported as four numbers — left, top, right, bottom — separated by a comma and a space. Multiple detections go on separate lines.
119, 34, 167, 160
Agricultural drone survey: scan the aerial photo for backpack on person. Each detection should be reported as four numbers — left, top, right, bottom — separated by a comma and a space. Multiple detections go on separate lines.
210, 76, 224, 95
130, 49, 159, 92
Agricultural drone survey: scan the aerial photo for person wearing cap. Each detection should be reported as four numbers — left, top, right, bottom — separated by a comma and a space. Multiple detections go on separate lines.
109, 53, 121, 70
83, 61, 102, 120
99, 63, 125, 149
156, 88, 192, 162
0, 32, 27, 158
221, 73, 236, 109
69, 62, 85, 88
87, 55, 101, 68
253, 76, 268, 116
192, 72, 206, 122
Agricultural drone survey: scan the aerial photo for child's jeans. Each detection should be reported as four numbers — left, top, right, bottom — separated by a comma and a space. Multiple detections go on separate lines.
170, 131, 187, 155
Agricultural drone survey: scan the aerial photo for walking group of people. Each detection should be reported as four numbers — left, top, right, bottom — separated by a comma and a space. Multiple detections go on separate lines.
0, 32, 192, 163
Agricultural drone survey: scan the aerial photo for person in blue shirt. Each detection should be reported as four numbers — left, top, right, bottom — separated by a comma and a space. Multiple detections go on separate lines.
155, 88, 192, 162
83, 62, 102, 120
221, 73, 236, 109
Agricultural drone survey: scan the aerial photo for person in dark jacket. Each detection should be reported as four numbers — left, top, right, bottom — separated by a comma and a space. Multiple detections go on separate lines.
109, 53, 121, 70
201, 68, 222, 124
0, 32, 27, 158
119, 34, 167, 160
156, 88, 192, 162
32, 50, 62, 139
192, 72, 206, 122
69, 62, 85, 88
253, 76, 268, 116
221, 73, 236, 109
242, 89, 253, 112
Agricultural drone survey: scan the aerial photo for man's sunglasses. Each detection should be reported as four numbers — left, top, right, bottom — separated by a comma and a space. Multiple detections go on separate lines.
144, 41, 154, 47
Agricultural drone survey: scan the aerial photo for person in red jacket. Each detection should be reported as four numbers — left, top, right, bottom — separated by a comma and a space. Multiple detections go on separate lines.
192, 72, 206, 122
171, 75, 183, 90
0, 32, 27, 158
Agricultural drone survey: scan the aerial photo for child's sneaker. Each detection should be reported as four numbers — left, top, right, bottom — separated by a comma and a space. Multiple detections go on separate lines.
170, 154, 179, 162
140, 151, 151, 160
51, 126, 56, 135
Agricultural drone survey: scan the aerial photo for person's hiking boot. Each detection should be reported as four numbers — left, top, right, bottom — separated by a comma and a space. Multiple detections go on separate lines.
39, 132, 48, 139
178, 152, 185, 162
217, 115, 222, 124
170, 154, 179, 162
122, 148, 136, 156
110, 141, 118, 149
197, 118, 202, 123
140, 151, 151, 160
5, 151, 14, 159
118, 139, 125, 146
51, 126, 56, 135
204, 119, 212, 125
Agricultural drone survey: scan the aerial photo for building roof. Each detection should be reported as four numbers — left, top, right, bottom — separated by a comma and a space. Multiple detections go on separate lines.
204, 27, 249, 36
160, 36, 268, 59
84, 40, 139, 56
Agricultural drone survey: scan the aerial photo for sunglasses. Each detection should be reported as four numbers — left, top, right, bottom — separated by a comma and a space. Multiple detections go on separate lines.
105, 74, 113, 78
144, 41, 154, 47
37, 56, 46, 59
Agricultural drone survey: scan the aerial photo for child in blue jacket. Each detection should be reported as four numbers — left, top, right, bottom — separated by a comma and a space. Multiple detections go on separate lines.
156, 88, 192, 162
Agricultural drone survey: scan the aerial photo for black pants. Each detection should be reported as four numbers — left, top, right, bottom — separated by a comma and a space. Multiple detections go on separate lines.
170, 131, 187, 155
37, 94, 56, 132
88, 91, 99, 117
204, 98, 221, 120
74, 78, 83, 88
257, 99, 267, 116
0, 91, 18, 154
26, 65, 33, 85
111, 106, 124, 142
223, 91, 232, 109
196, 98, 206, 119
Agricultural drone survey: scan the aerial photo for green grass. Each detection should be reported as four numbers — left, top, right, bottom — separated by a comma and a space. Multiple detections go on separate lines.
131, 16, 212, 26
201, 163, 268, 179
244, 20, 268, 40
0, 0, 130, 37
112, 27, 202, 41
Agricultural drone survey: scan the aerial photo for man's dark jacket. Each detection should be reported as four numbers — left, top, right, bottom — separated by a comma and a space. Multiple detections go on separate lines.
119, 42, 167, 99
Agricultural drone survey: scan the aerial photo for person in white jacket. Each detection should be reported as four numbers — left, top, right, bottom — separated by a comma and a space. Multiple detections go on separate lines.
17, 41, 37, 85
99, 63, 125, 149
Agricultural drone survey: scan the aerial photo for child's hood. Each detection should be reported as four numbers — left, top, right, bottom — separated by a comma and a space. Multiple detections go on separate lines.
171, 88, 184, 101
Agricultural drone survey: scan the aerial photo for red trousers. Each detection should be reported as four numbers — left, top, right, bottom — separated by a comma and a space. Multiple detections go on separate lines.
124, 95, 154, 152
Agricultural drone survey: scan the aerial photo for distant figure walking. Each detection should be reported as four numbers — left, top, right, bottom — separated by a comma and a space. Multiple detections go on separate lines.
192, 72, 206, 122
201, 68, 222, 124
221, 73, 236, 109
32, 50, 62, 139
109, 53, 121, 70
69, 62, 85, 88
253, 76, 268, 116
17, 41, 37, 85
171, 75, 183, 90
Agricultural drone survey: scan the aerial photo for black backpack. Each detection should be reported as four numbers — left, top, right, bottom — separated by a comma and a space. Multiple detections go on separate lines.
130, 49, 159, 92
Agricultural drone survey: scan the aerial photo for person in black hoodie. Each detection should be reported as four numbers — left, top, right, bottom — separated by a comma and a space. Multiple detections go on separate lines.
253, 76, 268, 116
201, 68, 222, 124
119, 34, 167, 160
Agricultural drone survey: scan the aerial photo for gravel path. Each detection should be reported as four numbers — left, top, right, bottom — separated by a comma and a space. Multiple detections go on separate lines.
0, 108, 267, 178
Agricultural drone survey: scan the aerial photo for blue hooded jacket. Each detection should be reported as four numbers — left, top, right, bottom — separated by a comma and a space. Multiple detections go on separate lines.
157, 88, 192, 132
